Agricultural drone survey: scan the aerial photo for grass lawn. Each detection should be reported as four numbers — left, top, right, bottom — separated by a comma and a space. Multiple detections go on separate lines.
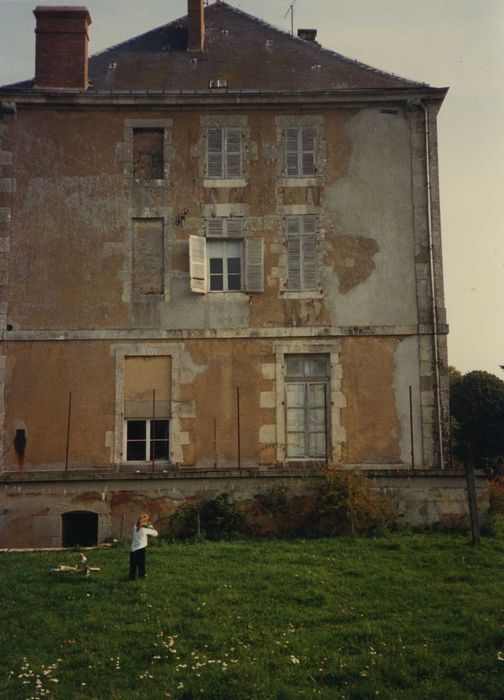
1, 532, 503, 699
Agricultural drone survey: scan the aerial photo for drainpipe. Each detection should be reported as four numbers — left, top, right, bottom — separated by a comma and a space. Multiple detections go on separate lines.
419, 101, 445, 470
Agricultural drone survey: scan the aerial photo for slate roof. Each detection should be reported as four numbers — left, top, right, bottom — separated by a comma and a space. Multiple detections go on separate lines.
2, 1, 430, 92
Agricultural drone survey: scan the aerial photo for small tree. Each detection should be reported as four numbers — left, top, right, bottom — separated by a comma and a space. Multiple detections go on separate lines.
450, 370, 504, 475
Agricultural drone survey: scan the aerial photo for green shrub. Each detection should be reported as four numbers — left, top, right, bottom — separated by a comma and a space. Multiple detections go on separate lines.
168, 493, 245, 540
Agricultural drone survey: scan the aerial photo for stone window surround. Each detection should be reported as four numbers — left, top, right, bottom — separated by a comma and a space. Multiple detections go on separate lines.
123, 118, 173, 185
112, 343, 182, 466
123, 212, 172, 304
279, 204, 324, 299
275, 115, 324, 185
273, 340, 346, 464
200, 114, 251, 188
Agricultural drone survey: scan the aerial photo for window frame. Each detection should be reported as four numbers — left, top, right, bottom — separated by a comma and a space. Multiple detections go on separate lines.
284, 354, 330, 461
206, 126, 243, 179
286, 214, 318, 292
285, 126, 316, 177
124, 418, 170, 463
207, 238, 244, 293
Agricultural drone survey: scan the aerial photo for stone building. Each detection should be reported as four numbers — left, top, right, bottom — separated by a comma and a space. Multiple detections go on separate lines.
0, 1, 481, 547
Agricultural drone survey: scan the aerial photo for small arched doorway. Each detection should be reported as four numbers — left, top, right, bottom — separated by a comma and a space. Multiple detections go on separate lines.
61, 511, 98, 547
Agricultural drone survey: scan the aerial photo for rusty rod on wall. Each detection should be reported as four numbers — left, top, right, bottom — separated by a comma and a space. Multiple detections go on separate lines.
409, 385, 415, 468
151, 388, 156, 478
64, 391, 72, 474
236, 385, 241, 472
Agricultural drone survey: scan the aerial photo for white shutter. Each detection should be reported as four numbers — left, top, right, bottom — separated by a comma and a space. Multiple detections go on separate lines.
286, 216, 301, 291
225, 128, 242, 178
226, 218, 244, 238
207, 218, 225, 237
301, 127, 316, 176
189, 235, 207, 293
301, 215, 318, 290
286, 127, 299, 176
245, 237, 264, 292
207, 127, 224, 178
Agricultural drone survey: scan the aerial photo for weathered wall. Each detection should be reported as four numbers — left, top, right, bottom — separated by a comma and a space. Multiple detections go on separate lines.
0, 473, 489, 548
7, 105, 419, 332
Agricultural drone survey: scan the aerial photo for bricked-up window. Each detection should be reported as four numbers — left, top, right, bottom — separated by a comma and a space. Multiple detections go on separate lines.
286, 214, 318, 291
206, 127, 242, 178
285, 126, 316, 176
124, 356, 171, 462
285, 355, 329, 459
189, 219, 263, 293
132, 218, 164, 295
133, 128, 164, 180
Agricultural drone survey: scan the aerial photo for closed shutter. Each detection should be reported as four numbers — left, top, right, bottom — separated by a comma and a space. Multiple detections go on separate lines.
207, 218, 225, 238
286, 216, 301, 290
225, 128, 242, 178
301, 128, 316, 176
189, 235, 207, 293
286, 127, 299, 176
207, 127, 224, 178
245, 237, 264, 292
302, 214, 318, 290
226, 218, 244, 238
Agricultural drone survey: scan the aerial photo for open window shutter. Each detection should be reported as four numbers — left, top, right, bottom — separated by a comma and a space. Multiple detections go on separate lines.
286, 216, 301, 290
225, 128, 242, 178
301, 128, 316, 176
207, 127, 224, 177
286, 127, 299, 176
301, 215, 318, 290
189, 235, 207, 293
207, 218, 225, 238
245, 237, 264, 292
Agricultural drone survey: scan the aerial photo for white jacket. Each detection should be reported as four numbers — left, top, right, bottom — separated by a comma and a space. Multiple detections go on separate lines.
131, 525, 158, 552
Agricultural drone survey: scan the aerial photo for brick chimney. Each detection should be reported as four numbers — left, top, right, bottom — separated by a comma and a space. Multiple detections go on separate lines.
187, 0, 205, 52
34, 6, 91, 89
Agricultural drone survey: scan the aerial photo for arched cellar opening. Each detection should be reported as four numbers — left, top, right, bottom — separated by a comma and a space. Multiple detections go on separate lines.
61, 511, 98, 547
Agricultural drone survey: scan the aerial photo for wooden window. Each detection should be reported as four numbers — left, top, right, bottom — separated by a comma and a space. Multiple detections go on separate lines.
133, 128, 164, 180
285, 355, 329, 459
286, 214, 318, 291
207, 126, 242, 178
126, 419, 169, 461
285, 126, 316, 177
132, 219, 164, 295
190, 220, 263, 293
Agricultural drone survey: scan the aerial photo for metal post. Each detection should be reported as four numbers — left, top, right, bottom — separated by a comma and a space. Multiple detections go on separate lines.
464, 460, 481, 545
65, 391, 72, 474
236, 386, 241, 472
324, 383, 329, 465
213, 415, 217, 468
150, 388, 156, 478
409, 385, 415, 468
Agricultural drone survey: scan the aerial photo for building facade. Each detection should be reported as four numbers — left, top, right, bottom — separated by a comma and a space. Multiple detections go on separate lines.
0, 1, 478, 547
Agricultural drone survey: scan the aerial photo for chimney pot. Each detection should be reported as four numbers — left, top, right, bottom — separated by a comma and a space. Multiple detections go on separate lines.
34, 6, 92, 89
297, 28, 318, 43
187, 0, 205, 52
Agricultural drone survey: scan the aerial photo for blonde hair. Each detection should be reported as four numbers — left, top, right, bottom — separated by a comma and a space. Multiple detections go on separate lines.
136, 513, 150, 528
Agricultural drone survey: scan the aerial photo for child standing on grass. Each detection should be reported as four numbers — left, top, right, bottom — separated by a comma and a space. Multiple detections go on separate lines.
129, 514, 158, 580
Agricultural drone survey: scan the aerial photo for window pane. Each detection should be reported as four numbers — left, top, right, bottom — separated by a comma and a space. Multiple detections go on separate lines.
127, 440, 146, 461
210, 258, 223, 273
309, 408, 326, 431
152, 420, 169, 439
307, 356, 328, 377
227, 257, 241, 273
127, 420, 146, 440
285, 356, 304, 377
308, 384, 326, 407
286, 383, 304, 407
309, 433, 326, 458
287, 432, 305, 458
227, 273, 241, 291
287, 408, 305, 431
210, 275, 224, 291
151, 439, 169, 460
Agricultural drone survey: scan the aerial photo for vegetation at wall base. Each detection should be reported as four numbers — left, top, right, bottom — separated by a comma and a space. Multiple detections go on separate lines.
1, 533, 503, 699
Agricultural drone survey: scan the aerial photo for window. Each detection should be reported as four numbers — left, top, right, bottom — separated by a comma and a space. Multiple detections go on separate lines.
189, 218, 263, 294
286, 214, 318, 291
132, 218, 164, 295
285, 355, 329, 459
285, 126, 316, 177
126, 419, 169, 461
133, 128, 164, 180
123, 356, 171, 462
207, 126, 242, 178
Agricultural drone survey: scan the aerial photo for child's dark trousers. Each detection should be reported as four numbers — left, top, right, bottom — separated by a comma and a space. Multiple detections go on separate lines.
129, 547, 146, 579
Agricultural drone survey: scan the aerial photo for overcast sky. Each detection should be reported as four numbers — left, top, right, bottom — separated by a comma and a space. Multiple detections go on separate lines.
1, 0, 503, 378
